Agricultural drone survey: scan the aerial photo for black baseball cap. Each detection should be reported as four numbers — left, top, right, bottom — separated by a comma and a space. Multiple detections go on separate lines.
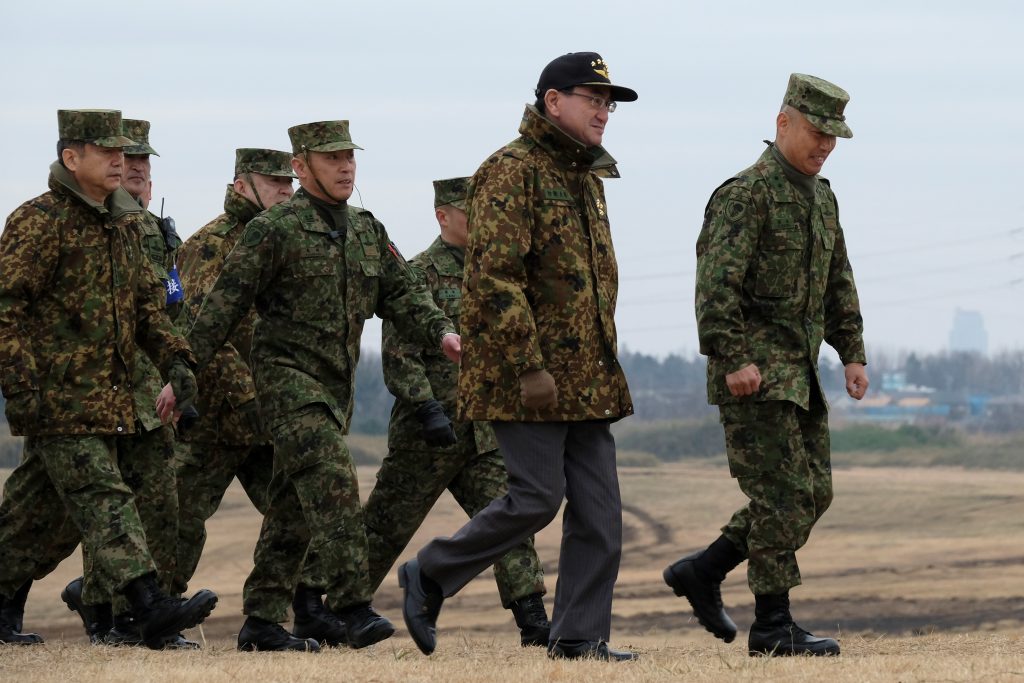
534, 52, 638, 103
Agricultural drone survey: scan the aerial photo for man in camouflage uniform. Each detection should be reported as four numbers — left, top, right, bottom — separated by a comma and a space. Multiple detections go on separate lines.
663, 74, 869, 657
185, 120, 459, 652
400, 53, 637, 662
365, 177, 549, 647
0, 109, 217, 648
59, 117, 195, 648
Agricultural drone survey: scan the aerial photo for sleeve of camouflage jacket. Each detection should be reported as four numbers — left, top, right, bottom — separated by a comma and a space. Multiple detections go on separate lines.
822, 204, 867, 365
134, 251, 196, 374
186, 219, 276, 371
464, 162, 545, 374
372, 221, 455, 350
0, 204, 57, 394
380, 264, 435, 405
695, 183, 757, 374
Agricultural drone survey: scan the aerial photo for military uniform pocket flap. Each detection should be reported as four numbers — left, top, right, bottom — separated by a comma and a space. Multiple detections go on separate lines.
762, 227, 804, 251
360, 259, 382, 277
820, 228, 836, 251
291, 256, 335, 278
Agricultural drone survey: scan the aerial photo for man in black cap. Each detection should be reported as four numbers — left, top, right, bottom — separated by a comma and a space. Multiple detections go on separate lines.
399, 52, 638, 662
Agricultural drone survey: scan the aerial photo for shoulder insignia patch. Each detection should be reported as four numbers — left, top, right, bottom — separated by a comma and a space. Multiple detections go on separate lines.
242, 222, 269, 247
726, 200, 748, 222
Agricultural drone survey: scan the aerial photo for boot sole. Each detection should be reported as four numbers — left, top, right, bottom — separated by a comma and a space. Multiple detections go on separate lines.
662, 564, 737, 643
140, 591, 218, 650
749, 642, 841, 657
238, 638, 320, 652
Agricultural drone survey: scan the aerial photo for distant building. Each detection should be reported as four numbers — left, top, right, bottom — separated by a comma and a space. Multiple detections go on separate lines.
949, 308, 988, 354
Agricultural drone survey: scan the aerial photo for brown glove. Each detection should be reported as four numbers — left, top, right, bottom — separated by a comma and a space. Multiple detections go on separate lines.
519, 369, 558, 410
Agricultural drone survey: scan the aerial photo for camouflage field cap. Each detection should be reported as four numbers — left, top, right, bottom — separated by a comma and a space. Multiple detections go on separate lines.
57, 109, 135, 148
433, 177, 470, 210
783, 73, 853, 139
535, 52, 638, 103
121, 118, 159, 156
235, 148, 297, 178
288, 120, 363, 155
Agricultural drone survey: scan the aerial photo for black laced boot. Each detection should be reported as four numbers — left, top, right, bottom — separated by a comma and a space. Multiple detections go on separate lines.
0, 582, 44, 645
60, 577, 113, 644
122, 573, 217, 650
663, 536, 743, 642
238, 615, 320, 652
748, 592, 840, 657
292, 585, 347, 646
509, 593, 550, 647
335, 603, 394, 649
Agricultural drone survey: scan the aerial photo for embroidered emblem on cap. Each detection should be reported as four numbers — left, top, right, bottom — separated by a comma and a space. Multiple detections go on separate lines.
591, 58, 609, 79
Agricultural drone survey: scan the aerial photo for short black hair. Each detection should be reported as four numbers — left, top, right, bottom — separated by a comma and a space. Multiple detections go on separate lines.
57, 139, 85, 168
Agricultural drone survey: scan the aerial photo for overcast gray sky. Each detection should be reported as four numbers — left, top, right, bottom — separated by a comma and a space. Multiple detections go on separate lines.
1, 0, 1021, 360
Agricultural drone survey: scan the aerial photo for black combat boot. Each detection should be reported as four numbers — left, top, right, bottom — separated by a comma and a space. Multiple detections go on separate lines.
509, 593, 550, 647
747, 592, 840, 657
663, 536, 744, 642
335, 603, 395, 649
238, 615, 320, 652
61, 576, 113, 644
0, 582, 44, 645
292, 585, 347, 646
122, 573, 217, 650
104, 611, 142, 646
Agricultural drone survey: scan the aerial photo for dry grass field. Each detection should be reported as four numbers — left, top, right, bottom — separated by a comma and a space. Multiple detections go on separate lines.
2, 459, 1023, 682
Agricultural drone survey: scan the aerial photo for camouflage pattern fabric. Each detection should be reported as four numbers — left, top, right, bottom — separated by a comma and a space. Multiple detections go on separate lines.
369, 236, 544, 606
718, 396, 832, 594
57, 109, 134, 147
0, 435, 156, 601
287, 120, 362, 155
172, 443, 273, 594
186, 187, 454, 620
783, 73, 853, 139
695, 145, 865, 410
234, 148, 295, 178
0, 161, 194, 436
176, 187, 262, 444
121, 118, 160, 156
457, 106, 632, 422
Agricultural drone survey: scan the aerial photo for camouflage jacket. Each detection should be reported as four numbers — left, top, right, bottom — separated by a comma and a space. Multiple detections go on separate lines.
383, 237, 497, 453
458, 106, 633, 422
0, 162, 194, 436
133, 209, 184, 431
186, 188, 455, 432
175, 187, 261, 444
695, 145, 866, 410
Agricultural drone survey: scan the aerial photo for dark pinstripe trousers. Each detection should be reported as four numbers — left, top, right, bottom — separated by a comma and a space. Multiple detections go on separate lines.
417, 420, 622, 642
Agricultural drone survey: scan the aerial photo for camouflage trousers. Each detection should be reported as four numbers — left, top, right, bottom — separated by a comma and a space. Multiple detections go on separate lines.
242, 404, 370, 622
719, 396, 832, 595
0, 434, 158, 602
363, 446, 545, 608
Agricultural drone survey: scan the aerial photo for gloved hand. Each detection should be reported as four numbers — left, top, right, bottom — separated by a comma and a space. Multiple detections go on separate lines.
519, 369, 558, 410
167, 357, 198, 414
4, 389, 40, 434
414, 399, 457, 447
177, 405, 200, 434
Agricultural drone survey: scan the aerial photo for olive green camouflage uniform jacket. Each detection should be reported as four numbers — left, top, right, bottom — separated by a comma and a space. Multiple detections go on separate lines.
0, 162, 194, 436
458, 105, 633, 422
187, 188, 455, 432
383, 237, 497, 453
132, 209, 184, 431
696, 145, 866, 410
176, 187, 261, 444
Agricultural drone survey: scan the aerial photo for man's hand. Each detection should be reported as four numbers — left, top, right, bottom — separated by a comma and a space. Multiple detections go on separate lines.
441, 333, 461, 363
156, 382, 179, 423
415, 399, 457, 447
4, 389, 40, 434
519, 369, 558, 410
725, 363, 761, 397
844, 363, 869, 400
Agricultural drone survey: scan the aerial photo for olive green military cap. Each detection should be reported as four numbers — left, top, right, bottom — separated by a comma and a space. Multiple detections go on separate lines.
57, 109, 135, 148
433, 176, 470, 210
235, 148, 297, 178
288, 120, 363, 155
783, 73, 853, 139
121, 118, 159, 156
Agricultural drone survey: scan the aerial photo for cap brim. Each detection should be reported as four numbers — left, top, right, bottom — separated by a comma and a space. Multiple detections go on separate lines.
308, 141, 364, 152
124, 144, 159, 156
806, 114, 853, 139
93, 135, 137, 148
576, 81, 638, 103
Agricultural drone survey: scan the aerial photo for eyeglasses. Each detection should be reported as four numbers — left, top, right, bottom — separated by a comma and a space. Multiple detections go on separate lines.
560, 90, 617, 112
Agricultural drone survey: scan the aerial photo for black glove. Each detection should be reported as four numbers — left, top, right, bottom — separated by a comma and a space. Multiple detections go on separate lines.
414, 399, 457, 447
4, 389, 40, 435
177, 405, 200, 434
167, 357, 197, 413
236, 398, 264, 438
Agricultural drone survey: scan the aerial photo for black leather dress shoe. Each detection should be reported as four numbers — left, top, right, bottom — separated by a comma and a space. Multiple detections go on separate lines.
397, 559, 444, 655
237, 616, 320, 652
663, 551, 737, 642
547, 640, 638, 662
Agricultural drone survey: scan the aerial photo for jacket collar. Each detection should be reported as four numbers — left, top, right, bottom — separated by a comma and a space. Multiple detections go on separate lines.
48, 160, 142, 219
519, 105, 607, 169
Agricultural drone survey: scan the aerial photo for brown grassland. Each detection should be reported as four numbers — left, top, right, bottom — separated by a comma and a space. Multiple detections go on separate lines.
2, 455, 1023, 682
